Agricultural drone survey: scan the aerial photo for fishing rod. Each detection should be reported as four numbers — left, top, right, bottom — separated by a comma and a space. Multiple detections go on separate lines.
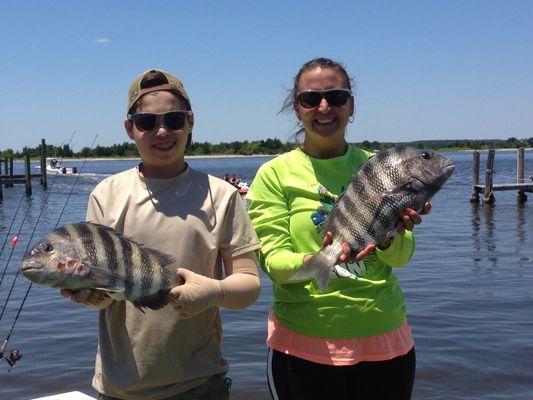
0, 133, 99, 371
0, 132, 79, 288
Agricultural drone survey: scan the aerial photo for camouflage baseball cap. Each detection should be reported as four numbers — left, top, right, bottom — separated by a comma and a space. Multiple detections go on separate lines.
127, 69, 191, 114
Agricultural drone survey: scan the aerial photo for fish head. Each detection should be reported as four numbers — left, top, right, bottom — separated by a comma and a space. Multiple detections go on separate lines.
400, 148, 455, 198
20, 230, 89, 289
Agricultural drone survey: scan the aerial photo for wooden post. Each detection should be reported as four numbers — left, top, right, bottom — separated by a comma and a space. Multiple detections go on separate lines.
470, 151, 480, 203
3, 158, 8, 187
24, 153, 32, 196
483, 149, 495, 204
517, 147, 527, 202
7, 157, 14, 187
40, 138, 47, 188
0, 165, 3, 201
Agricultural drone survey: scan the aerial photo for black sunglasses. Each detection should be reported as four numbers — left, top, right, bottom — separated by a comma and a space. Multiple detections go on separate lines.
127, 110, 192, 132
296, 88, 352, 109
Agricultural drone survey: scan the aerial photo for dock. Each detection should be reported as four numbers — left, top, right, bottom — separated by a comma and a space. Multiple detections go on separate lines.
470, 147, 532, 203
0, 139, 48, 200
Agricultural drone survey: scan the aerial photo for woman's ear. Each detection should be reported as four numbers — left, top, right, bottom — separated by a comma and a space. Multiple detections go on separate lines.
294, 104, 302, 123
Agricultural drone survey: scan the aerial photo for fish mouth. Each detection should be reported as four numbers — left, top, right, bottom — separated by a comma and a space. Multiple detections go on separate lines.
20, 260, 44, 273
443, 162, 455, 178
20, 260, 46, 282
411, 161, 455, 188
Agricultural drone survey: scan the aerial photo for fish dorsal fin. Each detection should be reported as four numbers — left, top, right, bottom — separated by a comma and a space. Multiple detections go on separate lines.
82, 221, 147, 247
83, 221, 175, 266
143, 248, 175, 266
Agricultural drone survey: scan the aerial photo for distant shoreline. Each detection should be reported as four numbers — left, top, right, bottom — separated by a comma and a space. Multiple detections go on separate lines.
61, 147, 533, 161
21, 146, 533, 162
61, 154, 275, 162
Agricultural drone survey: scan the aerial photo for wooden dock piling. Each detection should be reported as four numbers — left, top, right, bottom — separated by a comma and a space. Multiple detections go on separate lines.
3, 158, 13, 187
517, 147, 526, 201
0, 139, 49, 200
40, 138, 47, 188
471, 147, 532, 203
24, 153, 32, 196
483, 149, 495, 204
470, 151, 480, 203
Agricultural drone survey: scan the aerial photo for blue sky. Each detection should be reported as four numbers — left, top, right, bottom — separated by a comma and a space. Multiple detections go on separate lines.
1, 1, 532, 152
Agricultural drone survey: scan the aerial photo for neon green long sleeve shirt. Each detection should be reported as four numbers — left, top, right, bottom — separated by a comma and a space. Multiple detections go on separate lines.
247, 146, 415, 338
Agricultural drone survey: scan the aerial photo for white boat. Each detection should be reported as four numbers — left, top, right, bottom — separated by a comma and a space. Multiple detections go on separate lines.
46, 158, 78, 175
31, 391, 96, 400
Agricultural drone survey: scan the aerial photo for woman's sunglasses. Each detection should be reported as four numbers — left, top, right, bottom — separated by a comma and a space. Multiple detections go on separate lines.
127, 110, 192, 132
296, 88, 352, 109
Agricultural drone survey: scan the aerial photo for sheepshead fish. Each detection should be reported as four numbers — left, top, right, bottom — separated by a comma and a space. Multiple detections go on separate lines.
20, 222, 176, 310
290, 146, 455, 291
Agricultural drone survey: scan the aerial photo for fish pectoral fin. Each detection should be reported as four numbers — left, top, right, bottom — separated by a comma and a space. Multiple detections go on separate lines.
101, 289, 127, 301
289, 251, 338, 292
86, 265, 128, 292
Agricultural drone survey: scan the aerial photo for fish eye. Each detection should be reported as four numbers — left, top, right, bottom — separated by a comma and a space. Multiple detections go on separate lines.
421, 151, 432, 160
40, 242, 53, 252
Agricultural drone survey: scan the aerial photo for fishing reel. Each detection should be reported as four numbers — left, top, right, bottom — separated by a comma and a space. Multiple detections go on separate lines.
1, 349, 22, 371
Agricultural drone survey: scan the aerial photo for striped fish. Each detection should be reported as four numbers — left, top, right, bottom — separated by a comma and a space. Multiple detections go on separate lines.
290, 146, 455, 291
20, 222, 176, 310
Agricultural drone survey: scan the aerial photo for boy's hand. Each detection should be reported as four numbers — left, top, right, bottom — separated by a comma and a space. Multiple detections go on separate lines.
170, 268, 223, 319
60, 288, 113, 309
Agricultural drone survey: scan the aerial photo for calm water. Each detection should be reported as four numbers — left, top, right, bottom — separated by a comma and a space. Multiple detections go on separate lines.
0, 151, 532, 400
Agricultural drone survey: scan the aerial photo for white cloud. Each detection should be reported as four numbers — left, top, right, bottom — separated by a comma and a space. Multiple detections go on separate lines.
95, 38, 110, 45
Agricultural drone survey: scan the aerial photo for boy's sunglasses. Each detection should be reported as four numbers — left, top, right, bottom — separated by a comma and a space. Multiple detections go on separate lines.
127, 110, 192, 132
296, 88, 352, 109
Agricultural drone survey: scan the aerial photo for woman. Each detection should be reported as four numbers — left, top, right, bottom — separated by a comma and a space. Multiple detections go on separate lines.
247, 58, 428, 400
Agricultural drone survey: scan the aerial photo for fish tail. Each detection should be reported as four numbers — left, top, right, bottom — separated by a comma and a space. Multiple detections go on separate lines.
289, 248, 339, 292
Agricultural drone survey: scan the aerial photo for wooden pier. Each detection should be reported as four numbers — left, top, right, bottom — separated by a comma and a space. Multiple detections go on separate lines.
470, 147, 532, 204
0, 139, 48, 200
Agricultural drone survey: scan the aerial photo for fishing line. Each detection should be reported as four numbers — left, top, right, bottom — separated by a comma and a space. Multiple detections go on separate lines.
0, 133, 99, 370
0, 191, 25, 277
0, 198, 28, 288
0, 175, 61, 306
0, 132, 79, 290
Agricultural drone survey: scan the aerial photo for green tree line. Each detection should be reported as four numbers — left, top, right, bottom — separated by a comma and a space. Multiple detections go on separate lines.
1, 137, 532, 160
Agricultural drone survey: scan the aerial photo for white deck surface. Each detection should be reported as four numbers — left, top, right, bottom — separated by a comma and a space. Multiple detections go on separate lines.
31, 391, 96, 400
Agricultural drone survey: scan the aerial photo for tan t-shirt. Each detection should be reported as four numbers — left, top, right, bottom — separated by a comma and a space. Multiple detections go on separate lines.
86, 165, 260, 399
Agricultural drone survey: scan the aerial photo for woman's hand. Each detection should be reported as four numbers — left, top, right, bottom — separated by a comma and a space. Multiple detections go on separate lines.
60, 288, 113, 309
303, 231, 376, 265
396, 201, 431, 234
304, 202, 432, 265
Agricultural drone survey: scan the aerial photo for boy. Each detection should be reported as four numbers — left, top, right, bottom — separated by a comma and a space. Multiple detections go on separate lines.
62, 69, 261, 399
